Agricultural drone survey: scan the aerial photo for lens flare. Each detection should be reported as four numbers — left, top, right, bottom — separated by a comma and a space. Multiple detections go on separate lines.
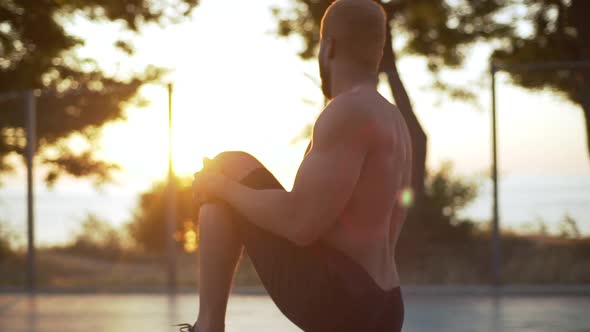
183, 220, 198, 253
400, 187, 414, 208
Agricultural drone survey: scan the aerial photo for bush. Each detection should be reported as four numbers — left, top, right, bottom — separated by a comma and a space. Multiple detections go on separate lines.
559, 214, 581, 239
60, 214, 124, 260
127, 177, 194, 253
396, 163, 480, 270
0, 222, 17, 262
399, 163, 479, 241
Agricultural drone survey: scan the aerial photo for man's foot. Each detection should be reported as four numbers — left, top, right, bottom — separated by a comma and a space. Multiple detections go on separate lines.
174, 322, 223, 332
173, 323, 198, 332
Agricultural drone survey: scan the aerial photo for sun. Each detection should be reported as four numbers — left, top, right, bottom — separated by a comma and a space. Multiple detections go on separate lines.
97, 82, 236, 185
169, 82, 239, 177
95, 0, 324, 188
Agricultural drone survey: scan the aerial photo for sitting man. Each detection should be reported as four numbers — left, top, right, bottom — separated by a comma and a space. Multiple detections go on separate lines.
187, 0, 412, 331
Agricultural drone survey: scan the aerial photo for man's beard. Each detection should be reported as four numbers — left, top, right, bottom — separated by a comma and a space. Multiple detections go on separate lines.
319, 62, 332, 99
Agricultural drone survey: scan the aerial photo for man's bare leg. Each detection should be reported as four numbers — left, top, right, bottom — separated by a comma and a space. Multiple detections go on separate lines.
194, 151, 265, 332
194, 203, 243, 332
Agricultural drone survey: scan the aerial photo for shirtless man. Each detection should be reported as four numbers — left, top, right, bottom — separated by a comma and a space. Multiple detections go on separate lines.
188, 1, 412, 331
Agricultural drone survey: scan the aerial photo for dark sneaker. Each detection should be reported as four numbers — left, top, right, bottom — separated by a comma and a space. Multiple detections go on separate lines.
173, 323, 196, 332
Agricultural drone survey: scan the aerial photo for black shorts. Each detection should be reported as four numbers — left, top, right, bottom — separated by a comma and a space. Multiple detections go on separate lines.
223, 167, 404, 332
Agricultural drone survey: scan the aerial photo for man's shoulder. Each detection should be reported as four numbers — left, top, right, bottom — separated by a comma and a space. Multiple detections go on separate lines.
331, 88, 398, 120
312, 92, 380, 148
322, 91, 374, 127
328, 89, 368, 113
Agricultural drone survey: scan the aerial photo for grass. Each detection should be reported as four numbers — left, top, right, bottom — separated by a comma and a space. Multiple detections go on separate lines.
397, 234, 590, 284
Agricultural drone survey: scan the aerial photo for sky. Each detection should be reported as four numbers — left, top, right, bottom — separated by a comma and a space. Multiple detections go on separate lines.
1, 0, 589, 244
44, 0, 585, 192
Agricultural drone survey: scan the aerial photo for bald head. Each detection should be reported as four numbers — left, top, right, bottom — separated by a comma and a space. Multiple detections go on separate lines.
320, 0, 387, 70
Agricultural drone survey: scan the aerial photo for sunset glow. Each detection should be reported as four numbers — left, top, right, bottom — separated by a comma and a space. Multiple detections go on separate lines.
3, 0, 587, 246
81, 0, 588, 194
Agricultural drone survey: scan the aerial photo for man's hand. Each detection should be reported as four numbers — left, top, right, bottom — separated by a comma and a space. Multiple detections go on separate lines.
192, 158, 228, 209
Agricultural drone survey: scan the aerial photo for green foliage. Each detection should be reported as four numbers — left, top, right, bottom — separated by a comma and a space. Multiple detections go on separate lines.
493, 0, 590, 161
0, 0, 200, 184
425, 163, 478, 213
420, 163, 478, 238
492, 1, 589, 99
491, 1, 590, 159
127, 177, 194, 253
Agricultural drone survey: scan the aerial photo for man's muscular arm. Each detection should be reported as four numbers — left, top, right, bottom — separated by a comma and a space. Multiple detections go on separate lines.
200, 94, 372, 246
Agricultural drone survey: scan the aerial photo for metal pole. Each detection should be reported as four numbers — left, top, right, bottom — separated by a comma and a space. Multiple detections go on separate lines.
486, 59, 590, 286
490, 62, 502, 286
25, 90, 36, 293
166, 83, 177, 293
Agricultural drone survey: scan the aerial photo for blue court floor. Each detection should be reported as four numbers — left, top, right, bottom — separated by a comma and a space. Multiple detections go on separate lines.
1, 287, 590, 332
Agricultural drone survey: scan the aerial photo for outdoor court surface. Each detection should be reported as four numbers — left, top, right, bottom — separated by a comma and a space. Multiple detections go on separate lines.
1, 290, 590, 332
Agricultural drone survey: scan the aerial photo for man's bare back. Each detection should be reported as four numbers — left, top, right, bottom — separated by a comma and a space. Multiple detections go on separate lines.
309, 86, 412, 291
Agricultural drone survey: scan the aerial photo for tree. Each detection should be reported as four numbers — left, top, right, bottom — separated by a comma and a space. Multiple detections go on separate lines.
127, 177, 193, 253
0, 0, 199, 185
394, 162, 479, 269
275, 0, 590, 178
491, 0, 590, 161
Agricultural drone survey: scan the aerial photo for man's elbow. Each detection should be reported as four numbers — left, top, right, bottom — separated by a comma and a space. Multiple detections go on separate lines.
286, 192, 322, 246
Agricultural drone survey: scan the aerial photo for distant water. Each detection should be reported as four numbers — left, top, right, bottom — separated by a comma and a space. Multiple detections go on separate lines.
0, 175, 589, 244
459, 175, 590, 234
0, 186, 139, 245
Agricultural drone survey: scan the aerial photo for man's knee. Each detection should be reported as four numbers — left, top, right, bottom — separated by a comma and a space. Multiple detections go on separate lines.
212, 151, 265, 181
